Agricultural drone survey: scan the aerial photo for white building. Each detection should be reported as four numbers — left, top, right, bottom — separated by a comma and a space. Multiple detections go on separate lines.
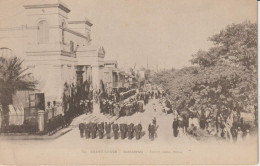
0, 0, 106, 114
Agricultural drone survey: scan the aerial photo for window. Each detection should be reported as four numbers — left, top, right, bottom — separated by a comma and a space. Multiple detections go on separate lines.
61, 21, 66, 44
38, 20, 49, 44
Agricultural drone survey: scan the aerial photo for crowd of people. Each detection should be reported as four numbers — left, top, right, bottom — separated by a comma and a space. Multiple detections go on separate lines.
157, 93, 252, 143
78, 87, 163, 141
78, 83, 253, 144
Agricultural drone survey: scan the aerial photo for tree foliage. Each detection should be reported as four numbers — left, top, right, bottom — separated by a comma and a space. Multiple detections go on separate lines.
0, 56, 37, 106
152, 21, 257, 118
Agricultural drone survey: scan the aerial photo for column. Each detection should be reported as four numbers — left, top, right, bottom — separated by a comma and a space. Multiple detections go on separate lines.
38, 110, 45, 132
92, 66, 101, 114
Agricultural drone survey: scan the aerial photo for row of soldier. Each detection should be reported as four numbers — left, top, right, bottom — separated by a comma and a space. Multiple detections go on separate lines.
100, 97, 145, 117
79, 121, 143, 140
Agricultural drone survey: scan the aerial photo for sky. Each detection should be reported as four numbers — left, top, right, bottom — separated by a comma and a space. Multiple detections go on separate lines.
0, 0, 257, 69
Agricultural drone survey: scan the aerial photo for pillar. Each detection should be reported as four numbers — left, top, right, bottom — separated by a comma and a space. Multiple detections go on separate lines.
92, 66, 100, 114
38, 110, 45, 132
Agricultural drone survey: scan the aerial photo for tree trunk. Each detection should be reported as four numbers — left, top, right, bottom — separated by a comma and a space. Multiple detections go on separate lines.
1, 104, 9, 132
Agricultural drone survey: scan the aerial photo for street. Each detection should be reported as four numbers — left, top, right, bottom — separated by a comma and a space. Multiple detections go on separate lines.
0, 98, 257, 165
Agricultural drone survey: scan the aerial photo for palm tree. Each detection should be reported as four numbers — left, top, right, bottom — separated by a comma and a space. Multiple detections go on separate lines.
0, 56, 37, 131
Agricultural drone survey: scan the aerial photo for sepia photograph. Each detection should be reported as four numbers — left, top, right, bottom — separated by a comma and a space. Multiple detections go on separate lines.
0, 0, 258, 165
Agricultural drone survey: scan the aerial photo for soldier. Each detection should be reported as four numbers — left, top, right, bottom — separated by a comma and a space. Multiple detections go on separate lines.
138, 100, 144, 113
127, 124, 132, 139
91, 122, 98, 139
148, 122, 152, 139
98, 121, 105, 139
85, 122, 91, 139
149, 123, 155, 140
127, 123, 134, 139
79, 123, 85, 138
124, 122, 128, 139
105, 122, 112, 139
120, 123, 125, 139
135, 122, 143, 140
112, 122, 119, 139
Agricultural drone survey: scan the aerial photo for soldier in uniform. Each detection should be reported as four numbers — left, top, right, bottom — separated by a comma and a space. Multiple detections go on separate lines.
148, 122, 152, 139
91, 121, 98, 139
79, 123, 85, 138
85, 122, 91, 139
135, 122, 142, 140
105, 122, 112, 139
98, 121, 105, 139
128, 122, 135, 139
137, 100, 144, 113
150, 123, 156, 140
120, 123, 125, 139
112, 122, 119, 139
124, 122, 128, 139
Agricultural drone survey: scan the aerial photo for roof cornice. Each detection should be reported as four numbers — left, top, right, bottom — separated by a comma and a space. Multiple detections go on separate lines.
68, 20, 93, 27
24, 3, 70, 13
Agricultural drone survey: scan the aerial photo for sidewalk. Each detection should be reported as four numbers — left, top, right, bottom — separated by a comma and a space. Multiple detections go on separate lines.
0, 127, 73, 140
0, 112, 119, 140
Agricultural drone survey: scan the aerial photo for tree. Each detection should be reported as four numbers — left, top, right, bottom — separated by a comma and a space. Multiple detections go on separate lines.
152, 21, 257, 126
0, 56, 37, 130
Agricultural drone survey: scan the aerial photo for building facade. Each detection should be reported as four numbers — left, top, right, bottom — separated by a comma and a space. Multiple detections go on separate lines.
0, 0, 106, 114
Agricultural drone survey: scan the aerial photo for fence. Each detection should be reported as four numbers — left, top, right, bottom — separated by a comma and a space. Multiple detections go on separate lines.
0, 103, 85, 134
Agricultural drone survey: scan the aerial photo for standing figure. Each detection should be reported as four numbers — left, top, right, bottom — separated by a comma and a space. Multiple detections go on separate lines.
105, 122, 112, 139
123, 123, 128, 139
120, 123, 125, 139
148, 123, 152, 139
172, 118, 179, 137
135, 123, 142, 140
152, 117, 157, 126
150, 124, 156, 140
98, 122, 105, 139
79, 123, 85, 138
91, 122, 98, 139
200, 114, 206, 129
138, 101, 144, 113
128, 123, 134, 139
85, 122, 91, 139
112, 122, 119, 139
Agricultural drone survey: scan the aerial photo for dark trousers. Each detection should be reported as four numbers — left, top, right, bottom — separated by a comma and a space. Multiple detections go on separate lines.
173, 128, 178, 137
80, 129, 84, 138
114, 132, 119, 139
91, 132, 96, 139
106, 132, 111, 139
85, 131, 90, 139
99, 131, 104, 139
